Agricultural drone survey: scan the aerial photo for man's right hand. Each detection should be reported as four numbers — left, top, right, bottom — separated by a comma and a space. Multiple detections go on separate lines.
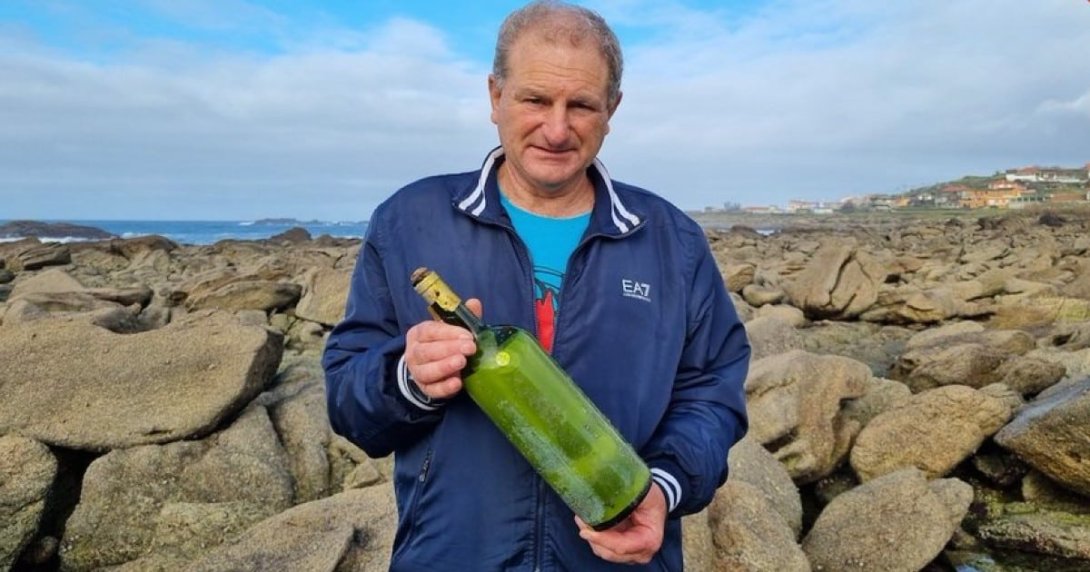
404, 299, 482, 400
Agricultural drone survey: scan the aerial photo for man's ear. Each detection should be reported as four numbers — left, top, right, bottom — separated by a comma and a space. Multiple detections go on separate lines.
607, 91, 623, 119
604, 91, 623, 134
488, 74, 502, 125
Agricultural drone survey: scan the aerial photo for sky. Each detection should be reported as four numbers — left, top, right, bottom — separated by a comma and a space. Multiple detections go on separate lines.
2, 0, 1089, 221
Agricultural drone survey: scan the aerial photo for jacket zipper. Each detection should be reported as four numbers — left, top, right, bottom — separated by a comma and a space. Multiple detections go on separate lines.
495, 223, 546, 570
419, 448, 432, 483
534, 477, 545, 571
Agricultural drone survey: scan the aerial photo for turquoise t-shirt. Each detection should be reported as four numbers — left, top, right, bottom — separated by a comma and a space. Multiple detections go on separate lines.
500, 192, 591, 353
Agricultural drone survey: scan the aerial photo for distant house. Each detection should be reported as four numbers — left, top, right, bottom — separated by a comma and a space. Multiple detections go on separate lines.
1005, 166, 1040, 183
787, 200, 817, 213
988, 180, 1026, 192
1008, 189, 1045, 210
865, 195, 894, 209
742, 206, 781, 214
960, 187, 1025, 209
1006, 165, 1088, 184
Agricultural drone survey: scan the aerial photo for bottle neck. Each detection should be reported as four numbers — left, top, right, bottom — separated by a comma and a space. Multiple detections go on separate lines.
447, 303, 484, 335
411, 267, 484, 334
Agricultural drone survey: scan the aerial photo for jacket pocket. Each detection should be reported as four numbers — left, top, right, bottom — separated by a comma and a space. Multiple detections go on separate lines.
391, 444, 434, 565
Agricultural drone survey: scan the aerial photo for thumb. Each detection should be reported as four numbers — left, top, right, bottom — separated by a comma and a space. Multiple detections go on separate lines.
465, 298, 483, 319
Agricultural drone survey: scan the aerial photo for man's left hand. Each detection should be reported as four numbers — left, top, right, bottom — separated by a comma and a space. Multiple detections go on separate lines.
575, 483, 667, 564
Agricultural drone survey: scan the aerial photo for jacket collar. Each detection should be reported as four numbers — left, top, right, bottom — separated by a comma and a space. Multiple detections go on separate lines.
454, 147, 644, 237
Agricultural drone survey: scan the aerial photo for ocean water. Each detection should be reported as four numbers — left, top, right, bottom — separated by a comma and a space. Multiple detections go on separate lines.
0, 219, 368, 246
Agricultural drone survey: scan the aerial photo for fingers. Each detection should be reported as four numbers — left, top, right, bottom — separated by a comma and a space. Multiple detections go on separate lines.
576, 518, 656, 564
405, 320, 477, 400
465, 298, 483, 318
574, 488, 667, 565
577, 520, 655, 563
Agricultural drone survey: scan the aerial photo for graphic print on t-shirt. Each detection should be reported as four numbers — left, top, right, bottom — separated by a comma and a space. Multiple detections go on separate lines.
498, 191, 589, 355
533, 267, 563, 353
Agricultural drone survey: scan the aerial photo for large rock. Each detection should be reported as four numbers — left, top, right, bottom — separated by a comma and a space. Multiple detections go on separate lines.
899, 343, 1007, 392
186, 280, 302, 313
1026, 348, 1090, 384
726, 437, 803, 537
745, 350, 870, 483
745, 316, 804, 361
802, 469, 973, 572
722, 263, 755, 293
741, 283, 784, 307
9, 243, 71, 272
106, 235, 179, 259
59, 405, 295, 571
892, 328, 1035, 393
681, 511, 717, 572
973, 502, 1090, 561
261, 373, 334, 503
995, 378, 1090, 497
797, 321, 914, 377
294, 267, 350, 326
8, 268, 85, 298
999, 356, 1066, 396
840, 376, 912, 429
1062, 259, 1090, 300
902, 321, 984, 350
0, 435, 57, 570
851, 385, 1013, 481
1, 268, 153, 326
1, 291, 123, 325
707, 480, 811, 572
182, 485, 397, 572
0, 311, 283, 451
991, 296, 1090, 330
783, 240, 886, 320
859, 283, 995, 325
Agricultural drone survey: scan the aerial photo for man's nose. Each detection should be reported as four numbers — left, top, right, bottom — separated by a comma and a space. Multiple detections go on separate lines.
541, 105, 571, 146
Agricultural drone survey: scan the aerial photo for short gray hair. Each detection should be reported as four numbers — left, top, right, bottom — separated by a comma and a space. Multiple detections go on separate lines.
492, 1, 623, 108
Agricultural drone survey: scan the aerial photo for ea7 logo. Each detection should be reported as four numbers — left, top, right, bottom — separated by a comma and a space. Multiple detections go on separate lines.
622, 279, 652, 302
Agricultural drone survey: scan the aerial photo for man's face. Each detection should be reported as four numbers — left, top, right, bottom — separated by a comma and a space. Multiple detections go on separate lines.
489, 32, 618, 196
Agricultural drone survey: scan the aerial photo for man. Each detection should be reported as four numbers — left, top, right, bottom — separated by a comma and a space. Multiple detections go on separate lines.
323, 1, 749, 570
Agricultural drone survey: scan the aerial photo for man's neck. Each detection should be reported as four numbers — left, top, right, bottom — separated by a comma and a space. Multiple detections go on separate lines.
497, 164, 595, 218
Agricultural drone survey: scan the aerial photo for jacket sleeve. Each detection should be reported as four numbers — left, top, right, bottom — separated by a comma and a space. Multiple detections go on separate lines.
641, 234, 750, 517
322, 220, 445, 458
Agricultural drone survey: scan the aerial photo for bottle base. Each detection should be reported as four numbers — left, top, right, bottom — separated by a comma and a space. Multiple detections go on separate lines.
590, 476, 653, 531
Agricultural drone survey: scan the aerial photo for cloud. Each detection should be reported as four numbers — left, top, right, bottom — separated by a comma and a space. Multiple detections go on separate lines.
1, 0, 1088, 219
599, 0, 1090, 207
0, 18, 494, 219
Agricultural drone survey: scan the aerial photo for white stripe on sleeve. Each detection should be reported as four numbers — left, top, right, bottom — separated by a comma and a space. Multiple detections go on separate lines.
397, 354, 441, 411
650, 468, 682, 513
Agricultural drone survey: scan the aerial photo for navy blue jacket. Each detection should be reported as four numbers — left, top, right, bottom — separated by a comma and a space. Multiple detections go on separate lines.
323, 148, 749, 571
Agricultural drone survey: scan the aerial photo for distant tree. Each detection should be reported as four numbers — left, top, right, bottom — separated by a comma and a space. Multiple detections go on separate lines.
839, 201, 857, 213
722, 201, 741, 212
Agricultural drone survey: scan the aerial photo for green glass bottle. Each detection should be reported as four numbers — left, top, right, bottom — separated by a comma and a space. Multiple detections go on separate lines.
411, 267, 651, 530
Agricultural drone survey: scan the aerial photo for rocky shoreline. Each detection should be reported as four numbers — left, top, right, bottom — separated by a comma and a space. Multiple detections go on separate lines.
1, 210, 1089, 571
